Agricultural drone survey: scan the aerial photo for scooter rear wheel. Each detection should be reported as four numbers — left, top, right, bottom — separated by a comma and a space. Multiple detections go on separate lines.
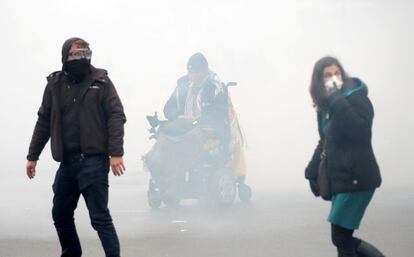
209, 168, 237, 206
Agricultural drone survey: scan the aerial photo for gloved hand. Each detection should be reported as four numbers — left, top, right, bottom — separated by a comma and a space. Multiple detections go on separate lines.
309, 179, 320, 197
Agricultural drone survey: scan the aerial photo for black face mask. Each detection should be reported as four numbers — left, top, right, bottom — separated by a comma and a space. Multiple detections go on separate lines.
64, 59, 90, 81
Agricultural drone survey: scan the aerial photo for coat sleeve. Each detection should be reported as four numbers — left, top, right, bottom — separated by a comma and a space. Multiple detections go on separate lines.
197, 85, 230, 144
305, 112, 324, 180
27, 85, 52, 161
103, 77, 127, 157
198, 85, 229, 126
200, 88, 229, 123
327, 91, 374, 140
163, 85, 181, 120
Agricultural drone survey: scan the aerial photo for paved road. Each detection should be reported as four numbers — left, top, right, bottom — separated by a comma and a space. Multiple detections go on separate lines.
1, 172, 412, 257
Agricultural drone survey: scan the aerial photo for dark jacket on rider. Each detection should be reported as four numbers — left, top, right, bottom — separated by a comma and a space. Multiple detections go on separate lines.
163, 74, 230, 142
305, 78, 381, 195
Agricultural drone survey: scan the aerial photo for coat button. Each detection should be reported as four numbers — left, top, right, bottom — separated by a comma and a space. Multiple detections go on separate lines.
353, 180, 358, 185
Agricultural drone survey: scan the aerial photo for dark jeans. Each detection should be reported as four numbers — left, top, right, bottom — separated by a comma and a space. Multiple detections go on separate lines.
52, 153, 120, 257
331, 224, 362, 257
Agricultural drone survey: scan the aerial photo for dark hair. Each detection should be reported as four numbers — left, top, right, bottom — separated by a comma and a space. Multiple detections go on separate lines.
72, 39, 89, 49
309, 56, 352, 110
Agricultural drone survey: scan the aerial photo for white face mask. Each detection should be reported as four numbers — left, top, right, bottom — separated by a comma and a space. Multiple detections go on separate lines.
325, 75, 343, 90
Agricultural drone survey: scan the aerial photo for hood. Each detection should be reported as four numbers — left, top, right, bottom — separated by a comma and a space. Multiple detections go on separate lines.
343, 77, 368, 97
89, 66, 109, 83
61, 37, 88, 70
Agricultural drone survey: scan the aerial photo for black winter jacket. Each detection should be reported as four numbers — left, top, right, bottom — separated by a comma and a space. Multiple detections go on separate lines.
305, 78, 381, 195
163, 74, 230, 141
27, 66, 126, 162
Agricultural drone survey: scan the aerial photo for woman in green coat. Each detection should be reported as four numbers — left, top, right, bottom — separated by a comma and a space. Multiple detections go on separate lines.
305, 56, 384, 257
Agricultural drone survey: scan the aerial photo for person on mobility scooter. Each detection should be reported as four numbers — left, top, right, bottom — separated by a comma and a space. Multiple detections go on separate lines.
143, 53, 251, 208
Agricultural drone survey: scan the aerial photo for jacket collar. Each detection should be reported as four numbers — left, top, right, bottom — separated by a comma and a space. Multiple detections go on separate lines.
342, 77, 368, 97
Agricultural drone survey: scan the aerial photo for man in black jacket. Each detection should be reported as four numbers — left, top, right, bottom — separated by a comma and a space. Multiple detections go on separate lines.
26, 37, 126, 257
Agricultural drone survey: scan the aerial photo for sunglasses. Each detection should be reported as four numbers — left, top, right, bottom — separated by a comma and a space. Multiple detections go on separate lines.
68, 49, 92, 60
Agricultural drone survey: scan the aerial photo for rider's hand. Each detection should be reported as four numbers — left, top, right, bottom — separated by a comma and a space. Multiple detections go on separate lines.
26, 160, 37, 179
177, 115, 194, 121
177, 115, 197, 128
110, 156, 125, 176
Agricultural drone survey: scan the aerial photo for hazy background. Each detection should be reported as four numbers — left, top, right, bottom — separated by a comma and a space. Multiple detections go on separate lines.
0, 0, 413, 248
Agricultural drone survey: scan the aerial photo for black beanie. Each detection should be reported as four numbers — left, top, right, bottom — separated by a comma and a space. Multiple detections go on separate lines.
187, 52, 208, 71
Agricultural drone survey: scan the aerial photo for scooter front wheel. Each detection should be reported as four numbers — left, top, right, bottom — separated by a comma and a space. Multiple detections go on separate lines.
147, 189, 162, 209
209, 168, 237, 206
